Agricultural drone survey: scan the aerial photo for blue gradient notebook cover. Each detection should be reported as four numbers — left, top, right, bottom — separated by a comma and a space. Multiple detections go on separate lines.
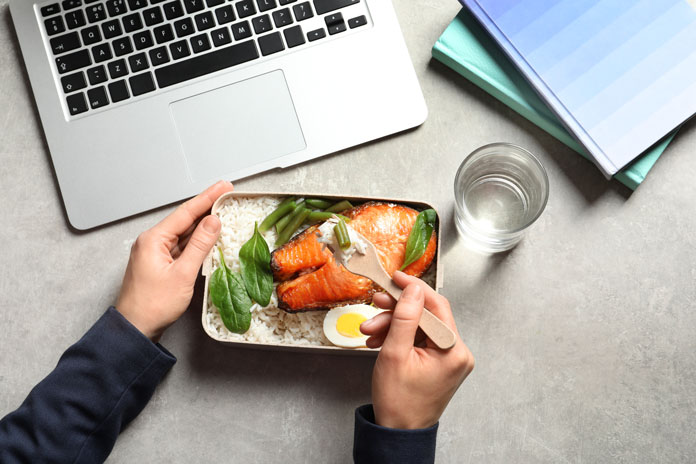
459, 0, 696, 177
432, 8, 678, 190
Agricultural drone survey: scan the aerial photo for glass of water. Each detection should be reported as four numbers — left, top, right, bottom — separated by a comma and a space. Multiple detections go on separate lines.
454, 143, 549, 253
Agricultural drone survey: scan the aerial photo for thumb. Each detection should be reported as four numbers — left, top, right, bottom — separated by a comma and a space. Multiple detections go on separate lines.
381, 283, 424, 358
176, 215, 221, 279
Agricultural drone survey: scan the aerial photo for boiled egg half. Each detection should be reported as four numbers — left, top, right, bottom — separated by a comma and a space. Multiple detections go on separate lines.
323, 304, 384, 348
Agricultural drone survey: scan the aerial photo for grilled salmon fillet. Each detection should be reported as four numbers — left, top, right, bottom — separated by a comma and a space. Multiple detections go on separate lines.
276, 256, 375, 311
273, 202, 437, 312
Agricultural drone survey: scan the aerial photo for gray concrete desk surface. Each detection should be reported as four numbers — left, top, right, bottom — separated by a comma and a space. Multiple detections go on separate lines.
1, 1, 695, 462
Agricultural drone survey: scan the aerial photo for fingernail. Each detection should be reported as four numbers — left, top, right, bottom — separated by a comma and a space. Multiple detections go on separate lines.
203, 216, 220, 233
402, 283, 422, 300
360, 318, 375, 331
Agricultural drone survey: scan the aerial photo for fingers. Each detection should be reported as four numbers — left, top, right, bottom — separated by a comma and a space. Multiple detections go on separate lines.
372, 292, 396, 310
392, 271, 458, 333
154, 181, 233, 237
380, 283, 424, 359
360, 311, 392, 336
175, 215, 221, 279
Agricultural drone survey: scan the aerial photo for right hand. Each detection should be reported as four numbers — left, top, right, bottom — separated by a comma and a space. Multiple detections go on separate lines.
360, 271, 474, 429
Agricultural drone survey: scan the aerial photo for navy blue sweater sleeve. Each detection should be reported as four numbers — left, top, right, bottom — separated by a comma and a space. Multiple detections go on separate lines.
353, 404, 438, 463
0, 307, 176, 464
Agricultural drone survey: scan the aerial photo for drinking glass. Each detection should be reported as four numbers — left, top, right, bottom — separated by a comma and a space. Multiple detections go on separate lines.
454, 143, 549, 253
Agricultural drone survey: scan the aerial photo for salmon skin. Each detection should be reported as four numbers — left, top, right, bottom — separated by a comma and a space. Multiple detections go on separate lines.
272, 202, 437, 312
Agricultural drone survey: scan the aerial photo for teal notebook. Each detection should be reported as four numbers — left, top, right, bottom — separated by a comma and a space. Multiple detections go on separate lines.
432, 8, 678, 190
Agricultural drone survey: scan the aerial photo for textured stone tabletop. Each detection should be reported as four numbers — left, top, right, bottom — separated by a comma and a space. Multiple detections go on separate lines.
2, 1, 696, 462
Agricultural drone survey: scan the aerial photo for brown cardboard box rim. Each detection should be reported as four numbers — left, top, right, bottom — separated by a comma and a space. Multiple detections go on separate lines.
201, 191, 443, 355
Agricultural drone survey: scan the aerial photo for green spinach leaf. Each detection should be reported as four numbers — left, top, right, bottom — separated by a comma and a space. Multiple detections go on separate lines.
210, 248, 252, 334
400, 209, 437, 271
239, 222, 273, 306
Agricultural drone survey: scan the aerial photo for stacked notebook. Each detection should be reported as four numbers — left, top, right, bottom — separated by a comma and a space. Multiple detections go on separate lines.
433, 7, 682, 190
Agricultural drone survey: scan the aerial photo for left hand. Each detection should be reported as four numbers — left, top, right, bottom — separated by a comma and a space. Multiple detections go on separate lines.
116, 181, 234, 341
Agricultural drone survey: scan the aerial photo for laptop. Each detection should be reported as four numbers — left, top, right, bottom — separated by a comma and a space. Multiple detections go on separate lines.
9, 0, 427, 230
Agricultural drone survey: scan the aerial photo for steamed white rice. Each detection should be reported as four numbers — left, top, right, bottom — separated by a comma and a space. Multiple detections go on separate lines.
206, 196, 331, 346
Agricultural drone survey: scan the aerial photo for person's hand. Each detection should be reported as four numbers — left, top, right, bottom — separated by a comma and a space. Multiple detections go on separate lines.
116, 181, 234, 341
359, 271, 474, 429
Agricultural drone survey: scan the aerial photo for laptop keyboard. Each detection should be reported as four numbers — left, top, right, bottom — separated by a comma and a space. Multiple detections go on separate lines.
39, 0, 370, 118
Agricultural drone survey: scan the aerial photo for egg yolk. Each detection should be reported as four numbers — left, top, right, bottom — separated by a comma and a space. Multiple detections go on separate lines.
336, 313, 368, 338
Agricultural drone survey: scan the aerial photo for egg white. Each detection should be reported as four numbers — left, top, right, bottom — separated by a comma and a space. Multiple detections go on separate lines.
323, 304, 384, 348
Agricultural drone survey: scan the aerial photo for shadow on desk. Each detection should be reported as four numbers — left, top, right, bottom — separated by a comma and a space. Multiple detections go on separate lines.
167, 274, 374, 405
427, 58, 637, 205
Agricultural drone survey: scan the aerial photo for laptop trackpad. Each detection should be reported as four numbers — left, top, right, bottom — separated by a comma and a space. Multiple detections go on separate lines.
170, 70, 306, 182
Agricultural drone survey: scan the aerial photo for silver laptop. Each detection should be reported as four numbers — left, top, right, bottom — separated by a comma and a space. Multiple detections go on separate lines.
9, 0, 427, 230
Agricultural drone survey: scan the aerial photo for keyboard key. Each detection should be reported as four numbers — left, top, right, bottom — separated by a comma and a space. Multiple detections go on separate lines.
169, 40, 191, 59
65, 10, 86, 29
41, 3, 61, 16
81, 25, 102, 45
210, 27, 231, 46
163, 0, 184, 19
279, 0, 297, 4
258, 31, 283, 56
325, 12, 345, 35
214, 5, 235, 24
62, 0, 83, 10
306, 28, 324, 41
283, 24, 304, 48
92, 43, 113, 62
128, 52, 149, 72
235, 0, 256, 18
56, 49, 91, 73
87, 86, 109, 109
272, 8, 292, 27
183, 0, 204, 14
313, 0, 357, 15
108, 58, 128, 77
174, 17, 194, 37
127, 0, 148, 9
194, 11, 214, 31
156, 39, 258, 88
106, 0, 128, 16
50, 31, 81, 55
206, 0, 223, 7
257, 0, 276, 12
133, 31, 153, 50
112, 36, 133, 55
45, 16, 66, 35
347, 14, 365, 28
102, 19, 123, 38
87, 65, 108, 84
149, 46, 170, 65
129, 72, 156, 95
123, 13, 143, 32
60, 71, 86, 93
86, 4, 106, 22
153, 24, 175, 43
108, 79, 130, 102
231, 20, 251, 40
190, 33, 211, 53
143, 7, 164, 25
252, 14, 272, 34
66, 92, 88, 115
292, 2, 312, 21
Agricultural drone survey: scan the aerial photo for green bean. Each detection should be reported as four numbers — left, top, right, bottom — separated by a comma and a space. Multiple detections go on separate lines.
275, 208, 311, 247
275, 201, 305, 235
306, 211, 351, 223
305, 198, 333, 209
334, 218, 351, 250
326, 200, 353, 213
259, 198, 296, 232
